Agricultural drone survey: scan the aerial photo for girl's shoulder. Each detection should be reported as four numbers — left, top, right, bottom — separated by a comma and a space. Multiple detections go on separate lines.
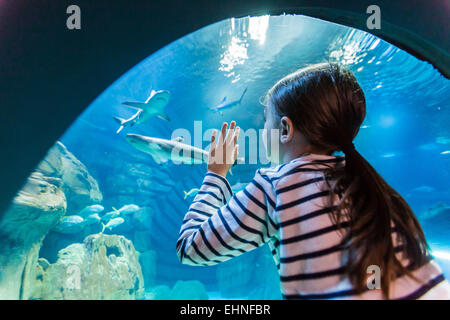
258, 153, 345, 185
256, 160, 305, 188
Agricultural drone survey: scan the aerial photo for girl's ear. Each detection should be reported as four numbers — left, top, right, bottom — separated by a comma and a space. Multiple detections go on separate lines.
280, 116, 294, 144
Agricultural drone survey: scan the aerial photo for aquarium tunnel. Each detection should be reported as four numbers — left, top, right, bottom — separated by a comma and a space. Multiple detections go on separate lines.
0, 10, 449, 300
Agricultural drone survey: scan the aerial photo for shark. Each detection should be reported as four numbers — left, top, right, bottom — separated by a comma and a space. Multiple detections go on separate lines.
209, 88, 247, 114
113, 89, 171, 134
126, 133, 244, 172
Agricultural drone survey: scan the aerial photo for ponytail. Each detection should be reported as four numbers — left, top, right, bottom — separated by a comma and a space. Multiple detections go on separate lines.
333, 141, 429, 298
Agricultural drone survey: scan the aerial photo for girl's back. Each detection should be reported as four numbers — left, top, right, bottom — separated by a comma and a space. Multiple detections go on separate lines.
264, 153, 449, 299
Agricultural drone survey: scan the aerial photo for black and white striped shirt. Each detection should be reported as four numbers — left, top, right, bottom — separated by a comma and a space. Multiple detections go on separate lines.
176, 153, 450, 299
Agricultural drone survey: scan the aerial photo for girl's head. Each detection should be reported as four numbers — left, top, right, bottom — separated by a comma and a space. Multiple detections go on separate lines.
263, 62, 429, 298
263, 62, 365, 163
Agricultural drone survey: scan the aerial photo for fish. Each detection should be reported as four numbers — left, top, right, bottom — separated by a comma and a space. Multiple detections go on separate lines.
380, 152, 397, 158
126, 134, 206, 165
77, 204, 104, 218
209, 88, 247, 114
183, 188, 200, 199
102, 217, 125, 232
126, 133, 244, 173
113, 109, 143, 134
441, 150, 450, 155
114, 89, 171, 133
84, 213, 101, 226
411, 186, 435, 193
101, 207, 121, 223
117, 204, 140, 215
52, 215, 85, 234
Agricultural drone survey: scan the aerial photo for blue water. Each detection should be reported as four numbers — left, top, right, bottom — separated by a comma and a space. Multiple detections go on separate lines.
39, 15, 450, 298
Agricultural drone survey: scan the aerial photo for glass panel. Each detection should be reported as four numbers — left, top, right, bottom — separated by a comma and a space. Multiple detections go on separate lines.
1, 14, 448, 300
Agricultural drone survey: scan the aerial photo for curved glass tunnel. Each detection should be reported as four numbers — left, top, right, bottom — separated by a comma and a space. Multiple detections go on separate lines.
0, 14, 449, 299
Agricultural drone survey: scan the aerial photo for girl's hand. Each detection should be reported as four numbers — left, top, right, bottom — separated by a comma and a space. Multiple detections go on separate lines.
208, 121, 240, 178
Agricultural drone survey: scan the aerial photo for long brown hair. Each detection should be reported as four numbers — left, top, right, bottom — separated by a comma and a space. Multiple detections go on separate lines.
264, 62, 429, 298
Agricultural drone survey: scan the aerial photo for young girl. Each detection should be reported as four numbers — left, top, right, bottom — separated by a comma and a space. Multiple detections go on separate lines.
176, 62, 450, 299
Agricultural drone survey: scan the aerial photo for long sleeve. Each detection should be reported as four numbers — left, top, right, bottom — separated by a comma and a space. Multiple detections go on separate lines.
176, 170, 278, 266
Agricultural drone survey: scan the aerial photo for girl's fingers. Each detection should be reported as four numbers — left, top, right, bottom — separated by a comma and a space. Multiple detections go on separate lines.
229, 121, 236, 131
209, 130, 217, 156
210, 129, 217, 146
220, 122, 228, 142
226, 121, 236, 143
233, 126, 240, 145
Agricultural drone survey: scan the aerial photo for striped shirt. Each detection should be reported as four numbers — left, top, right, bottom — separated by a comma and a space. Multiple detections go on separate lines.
176, 153, 450, 299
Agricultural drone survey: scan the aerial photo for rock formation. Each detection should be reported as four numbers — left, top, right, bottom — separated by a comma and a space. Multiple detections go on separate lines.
0, 171, 66, 299
37, 141, 102, 213
25, 233, 144, 300
0, 141, 104, 299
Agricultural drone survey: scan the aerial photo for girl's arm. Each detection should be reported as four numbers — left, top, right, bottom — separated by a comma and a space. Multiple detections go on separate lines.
176, 121, 278, 266
176, 170, 277, 266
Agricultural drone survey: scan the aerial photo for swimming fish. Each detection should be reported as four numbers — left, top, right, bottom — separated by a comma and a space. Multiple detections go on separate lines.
77, 204, 104, 218
209, 88, 247, 114
52, 215, 85, 234
102, 217, 125, 232
380, 152, 397, 158
126, 133, 244, 173
117, 204, 140, 215
83, 213, 101, 226
126, 134, 206, 165
411, 186, 435, 193
113, 109, 143, 134
114, 89, 171, 133
183, 188, 200, 199
101, 207, 121, 223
